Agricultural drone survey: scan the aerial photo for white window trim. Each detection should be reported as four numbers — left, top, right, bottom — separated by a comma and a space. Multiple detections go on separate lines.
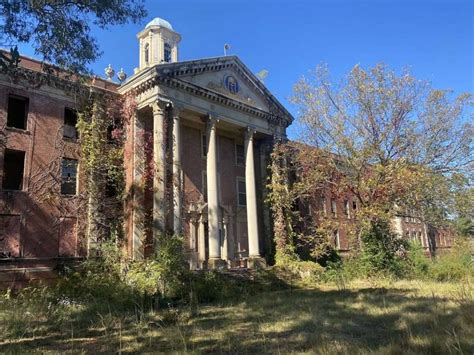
236, 176, 246, 207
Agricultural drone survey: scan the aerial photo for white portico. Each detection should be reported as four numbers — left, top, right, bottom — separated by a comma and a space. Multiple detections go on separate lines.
119, 17, 293, 268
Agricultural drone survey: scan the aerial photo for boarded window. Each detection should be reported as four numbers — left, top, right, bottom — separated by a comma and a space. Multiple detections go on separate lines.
61, 158, 78, 195
63, 108, 78, 139
59, 217, 77, 257
7, 95, 28, 130
237, 178, 246, 207
0, 214, 21, 257
235, 143, 245, 165
2, 149, 25, 190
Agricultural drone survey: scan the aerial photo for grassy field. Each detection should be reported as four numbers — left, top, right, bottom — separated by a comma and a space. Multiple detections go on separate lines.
1, 278, 472, 354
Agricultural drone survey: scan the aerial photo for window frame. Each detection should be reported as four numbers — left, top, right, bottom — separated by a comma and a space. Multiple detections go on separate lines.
60, 158, 78, 196
331, 199, 337, 217
63, 107, 79, 140
236, 176, 246, 207
6, 94, 29, 131
1, 149, 26, 191
235, 142, 245, 166
334, 229, 340, 249
164, 42, 172, 63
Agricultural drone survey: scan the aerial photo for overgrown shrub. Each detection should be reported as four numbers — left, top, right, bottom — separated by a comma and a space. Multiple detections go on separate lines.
359, 219, 409, 277
429, 240, 472, 281
404, 241, 430, 279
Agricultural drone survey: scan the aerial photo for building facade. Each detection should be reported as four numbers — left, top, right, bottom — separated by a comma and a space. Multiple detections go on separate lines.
0, 18, 453, 286
119, 18, 293, 268
0, 18, 293, 286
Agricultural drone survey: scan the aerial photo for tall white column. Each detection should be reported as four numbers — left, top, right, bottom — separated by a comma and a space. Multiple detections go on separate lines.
172, 106, 182, 234
245, 127, 260, 258
132, 111, 145, 259
206, 116, 221, 262
152, 102, 167, 240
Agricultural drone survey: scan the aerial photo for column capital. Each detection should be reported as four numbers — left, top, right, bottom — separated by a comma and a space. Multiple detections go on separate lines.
206, 114, 220, 127
151, 100, 168, 114
245, 125, 257, 140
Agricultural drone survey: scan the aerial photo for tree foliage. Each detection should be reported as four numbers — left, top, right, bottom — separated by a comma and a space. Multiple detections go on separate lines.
269, 63, 472, 268
291, 63, 472, 223
0, 0, 146, 73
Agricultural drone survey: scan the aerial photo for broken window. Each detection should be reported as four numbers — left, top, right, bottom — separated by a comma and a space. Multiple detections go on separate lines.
2, 149, 25, 190
7, 95, 29, 130
61, 158, 78, 195
63, 108, 78, 140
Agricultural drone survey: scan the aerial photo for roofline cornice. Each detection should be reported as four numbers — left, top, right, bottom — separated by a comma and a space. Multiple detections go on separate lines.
119, 56, 294, 127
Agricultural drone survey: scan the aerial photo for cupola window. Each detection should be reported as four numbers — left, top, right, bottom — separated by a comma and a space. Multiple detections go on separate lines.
164, 43, 171, 62
144, 43, 149, 64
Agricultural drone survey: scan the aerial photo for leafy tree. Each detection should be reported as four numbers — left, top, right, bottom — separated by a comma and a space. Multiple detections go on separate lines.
276, 63, 473, 267
0, 0, 146, 73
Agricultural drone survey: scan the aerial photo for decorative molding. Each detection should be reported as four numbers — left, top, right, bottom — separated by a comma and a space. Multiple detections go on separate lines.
120, 56, 293, 128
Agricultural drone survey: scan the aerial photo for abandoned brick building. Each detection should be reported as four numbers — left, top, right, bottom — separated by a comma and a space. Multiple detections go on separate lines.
0, 18, 453, 287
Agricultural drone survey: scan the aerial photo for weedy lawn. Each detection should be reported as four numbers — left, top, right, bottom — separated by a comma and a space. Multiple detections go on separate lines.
1, 278, 472, 354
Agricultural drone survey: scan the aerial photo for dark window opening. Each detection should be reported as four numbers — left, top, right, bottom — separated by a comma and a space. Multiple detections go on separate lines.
64, 108, 78, 140
352, 200, 357, 210
237, 178, 246, 206
7, 95, 29, 130
235, 143, 245, 165
202, 134, 207, 157
2, 149, 25, 190
164, 43, 172, 62
61, 158, 78, 195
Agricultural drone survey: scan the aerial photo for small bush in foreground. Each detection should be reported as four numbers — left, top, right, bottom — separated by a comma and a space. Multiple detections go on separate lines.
430, 242, 472, 281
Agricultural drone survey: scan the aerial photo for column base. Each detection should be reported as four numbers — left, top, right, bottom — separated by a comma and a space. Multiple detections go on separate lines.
207, 258, 227, 270
248, 256, 266, 269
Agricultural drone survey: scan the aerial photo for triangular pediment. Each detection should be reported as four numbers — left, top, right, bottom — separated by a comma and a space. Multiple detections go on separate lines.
154, 56, 293, 123
175, 64, 270, 111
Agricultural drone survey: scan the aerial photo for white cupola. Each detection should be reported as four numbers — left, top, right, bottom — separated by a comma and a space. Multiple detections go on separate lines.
137, 17, 181, 69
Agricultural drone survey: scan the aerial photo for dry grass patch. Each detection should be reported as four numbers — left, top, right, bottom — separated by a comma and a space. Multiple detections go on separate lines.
1, 279, 472, 354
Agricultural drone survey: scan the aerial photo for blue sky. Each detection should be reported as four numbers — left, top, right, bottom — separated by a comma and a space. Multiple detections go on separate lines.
18, 0, 473, 139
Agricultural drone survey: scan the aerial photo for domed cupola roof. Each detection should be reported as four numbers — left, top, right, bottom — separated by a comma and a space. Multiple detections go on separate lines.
145, 17, 173, 31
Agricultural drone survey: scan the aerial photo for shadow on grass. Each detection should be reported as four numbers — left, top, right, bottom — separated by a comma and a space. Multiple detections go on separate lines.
1, 275, 473, 354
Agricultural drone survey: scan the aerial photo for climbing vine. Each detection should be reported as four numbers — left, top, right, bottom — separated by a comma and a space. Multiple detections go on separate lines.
76, 89, 126, 250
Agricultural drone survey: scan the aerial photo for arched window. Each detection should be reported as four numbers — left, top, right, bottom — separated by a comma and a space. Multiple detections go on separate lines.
144, 43, 149, 64
164, 43, 171, 62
